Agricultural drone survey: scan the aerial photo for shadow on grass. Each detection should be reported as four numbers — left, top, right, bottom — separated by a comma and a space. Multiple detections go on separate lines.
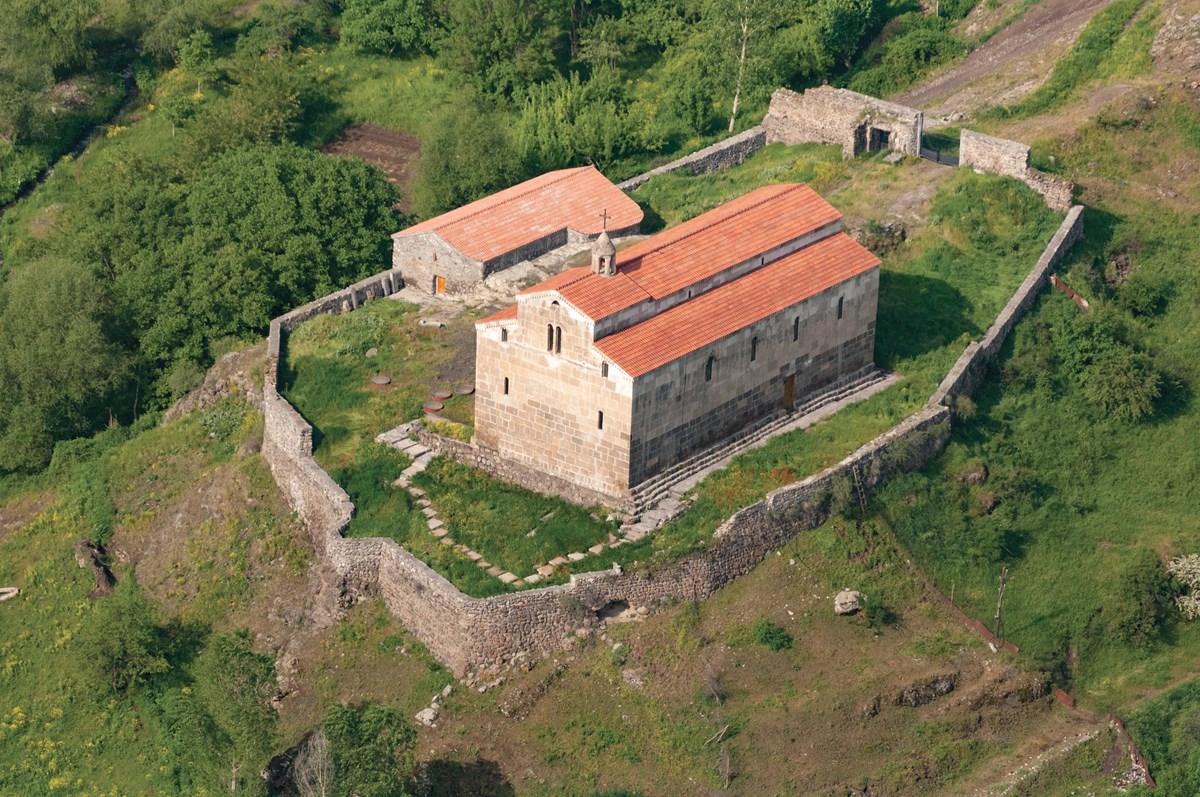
875, 270, 976, 366
415, 758, 516, 797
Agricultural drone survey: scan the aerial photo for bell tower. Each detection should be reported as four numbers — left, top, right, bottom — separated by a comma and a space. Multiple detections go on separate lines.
591, 208, 617, 277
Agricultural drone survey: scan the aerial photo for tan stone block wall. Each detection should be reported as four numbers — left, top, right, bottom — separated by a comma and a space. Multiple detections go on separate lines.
392, 232, 482, 294
764, 87, 923, 158
628, 268, 879, 483
475, 298, 634, 499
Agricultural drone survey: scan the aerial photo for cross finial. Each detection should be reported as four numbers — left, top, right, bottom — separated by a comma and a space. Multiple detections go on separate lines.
598, 207, 609, 231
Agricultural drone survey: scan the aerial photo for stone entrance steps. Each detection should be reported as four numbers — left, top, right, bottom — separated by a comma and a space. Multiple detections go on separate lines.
621, 367, 892, 539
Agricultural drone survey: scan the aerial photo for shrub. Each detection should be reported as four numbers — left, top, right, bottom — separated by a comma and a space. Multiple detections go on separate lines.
1108, 549, 1172, 648
750, 617, 794, 651
1118, 272, 1169, 317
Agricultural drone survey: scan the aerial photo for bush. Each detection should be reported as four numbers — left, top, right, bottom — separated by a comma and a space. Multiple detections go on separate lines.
750, 617, 794, 651
1118, 272, 1169, 317
1108, 549, 1172, 648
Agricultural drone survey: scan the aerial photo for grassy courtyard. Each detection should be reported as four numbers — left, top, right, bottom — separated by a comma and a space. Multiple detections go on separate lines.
280, 143, 1066, 596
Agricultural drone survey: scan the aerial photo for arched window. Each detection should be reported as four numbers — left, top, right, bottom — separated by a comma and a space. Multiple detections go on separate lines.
600, 362, 609, 377
705, 355, 715, 382
792, 317, 799, 342
547, 324, 554, 351
554, 325, 563, 353
503, 377, 510, 395
837, 296, 845, 320
500, 328, 508, 342
750, 337, 758, 362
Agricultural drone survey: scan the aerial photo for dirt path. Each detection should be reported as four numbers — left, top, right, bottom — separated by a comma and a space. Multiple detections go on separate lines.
896, 0, 1120, 118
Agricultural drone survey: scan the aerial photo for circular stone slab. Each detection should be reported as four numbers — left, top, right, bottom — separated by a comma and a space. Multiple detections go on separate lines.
431, 389, 453, 401
365, 347, 379, 357
454, 384, 475, 395
370, 375, 392, 386
423, 401, 445, 413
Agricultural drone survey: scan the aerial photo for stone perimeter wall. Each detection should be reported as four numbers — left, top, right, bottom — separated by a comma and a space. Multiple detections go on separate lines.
616, 126, 767, 191
257, 131, 1087, 679
959, 130, 1075, 212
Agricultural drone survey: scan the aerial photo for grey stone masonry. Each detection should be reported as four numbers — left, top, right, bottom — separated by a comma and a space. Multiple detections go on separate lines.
959, 130, 1075, 212
763, 86, 923, 158
617, 126, 768, 191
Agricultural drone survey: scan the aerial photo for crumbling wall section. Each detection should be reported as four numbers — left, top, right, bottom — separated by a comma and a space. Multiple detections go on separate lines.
959, 130, 1075, 212
763, 87, 923, 157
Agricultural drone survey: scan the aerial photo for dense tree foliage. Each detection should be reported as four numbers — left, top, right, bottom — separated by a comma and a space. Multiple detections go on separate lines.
323, 704, 417, 797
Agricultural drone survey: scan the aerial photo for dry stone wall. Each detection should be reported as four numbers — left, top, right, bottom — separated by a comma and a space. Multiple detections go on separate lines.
256, 123, 1087, 678
617, 127, 767, 191
930, 206, 1084, 407
959, 130, 1075, 212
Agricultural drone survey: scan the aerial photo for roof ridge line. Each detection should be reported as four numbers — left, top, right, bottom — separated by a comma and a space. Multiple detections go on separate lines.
618, 184, 808, 290
419, 166, 589, 233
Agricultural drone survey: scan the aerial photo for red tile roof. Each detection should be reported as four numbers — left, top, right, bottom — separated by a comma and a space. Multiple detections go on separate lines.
393, 166, 642, 263
594, 233, 879, 378
516, 183, 842, 322
478, 304, 518, 324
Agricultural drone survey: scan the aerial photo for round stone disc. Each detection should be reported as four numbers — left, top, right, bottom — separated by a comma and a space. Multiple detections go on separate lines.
370, 375, 391, 386
423, 401, 445, 413
454, 384, 475, 395
431, 389, 453, 401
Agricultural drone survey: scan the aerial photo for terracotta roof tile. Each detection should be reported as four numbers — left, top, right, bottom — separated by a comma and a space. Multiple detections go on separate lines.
514, 183, 842, 322
393, 166, 642, 263
594, 233, 879, 378
478, 304, 518, 324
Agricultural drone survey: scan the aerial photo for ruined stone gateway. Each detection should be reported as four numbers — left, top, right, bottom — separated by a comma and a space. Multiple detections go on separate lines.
764, 85, 924, 158
473, 184, 881, 504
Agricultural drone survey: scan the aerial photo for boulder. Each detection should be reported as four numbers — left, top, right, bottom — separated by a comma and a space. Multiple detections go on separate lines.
415, 706, 439, 727
73, 540, 117, 599
834, 589, 864, 615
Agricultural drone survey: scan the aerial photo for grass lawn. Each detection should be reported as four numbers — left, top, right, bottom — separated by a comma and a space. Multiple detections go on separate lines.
599, 147, 1063, 574
874, 92, 1200, 713
412, 458, 620, 578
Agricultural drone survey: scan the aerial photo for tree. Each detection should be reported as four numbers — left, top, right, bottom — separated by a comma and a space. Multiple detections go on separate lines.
194, 631, 278, 794
702, 0, 784, 132
76, 579, 171, 693
340, 0, 431, 56
4, 0, 98, 75
294, 731, 336, 797
1109, 549, 1172, 647
413, 95, 520, 217
176, 29, 219, 92
0, 259, 132, 472
436, 0, 564, 97
323, 704, 416, 797
813, 0, 881, 68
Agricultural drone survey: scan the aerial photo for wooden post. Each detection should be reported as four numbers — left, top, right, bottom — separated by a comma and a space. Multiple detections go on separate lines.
994, 567, 1008, 640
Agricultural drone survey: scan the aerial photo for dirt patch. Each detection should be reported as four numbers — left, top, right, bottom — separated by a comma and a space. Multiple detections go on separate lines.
1153, 0, 1200, 97
897, 0, 1121, 118
0, 492, 53, 543
323, 124, 421, 211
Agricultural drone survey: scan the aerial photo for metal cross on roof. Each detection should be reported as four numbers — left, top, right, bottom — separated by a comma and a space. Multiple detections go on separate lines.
598, 207, 609, 231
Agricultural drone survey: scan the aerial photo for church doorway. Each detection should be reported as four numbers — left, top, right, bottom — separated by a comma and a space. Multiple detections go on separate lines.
782, 374, 796, 409
434, 275, 446, 294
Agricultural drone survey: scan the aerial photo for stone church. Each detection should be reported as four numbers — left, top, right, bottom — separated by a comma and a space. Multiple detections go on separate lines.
391, 165, 642, 295
473, 183, 881, 503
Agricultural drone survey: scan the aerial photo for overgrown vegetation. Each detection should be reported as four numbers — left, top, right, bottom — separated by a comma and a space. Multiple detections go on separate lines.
878, 92, 1200, 715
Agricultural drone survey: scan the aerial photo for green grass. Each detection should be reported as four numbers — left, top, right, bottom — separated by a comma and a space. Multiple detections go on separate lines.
987, 0, 1153, 119
1123, 680, 1200, 795
601, 152, 1062, 574
412, 458, 619, 578
874, 94, 1200, 713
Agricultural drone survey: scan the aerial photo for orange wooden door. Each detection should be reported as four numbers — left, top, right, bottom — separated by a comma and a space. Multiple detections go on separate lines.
435, 275, 446, 294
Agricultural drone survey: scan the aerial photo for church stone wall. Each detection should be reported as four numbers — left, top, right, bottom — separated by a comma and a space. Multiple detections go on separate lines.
474, 298, 635, 500
763, 87, 923, 158
628, 268, 878, 484
959, 130, 1075, 212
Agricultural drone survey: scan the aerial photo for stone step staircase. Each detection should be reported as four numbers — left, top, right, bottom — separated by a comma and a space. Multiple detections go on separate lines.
620, 367, 891, 539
